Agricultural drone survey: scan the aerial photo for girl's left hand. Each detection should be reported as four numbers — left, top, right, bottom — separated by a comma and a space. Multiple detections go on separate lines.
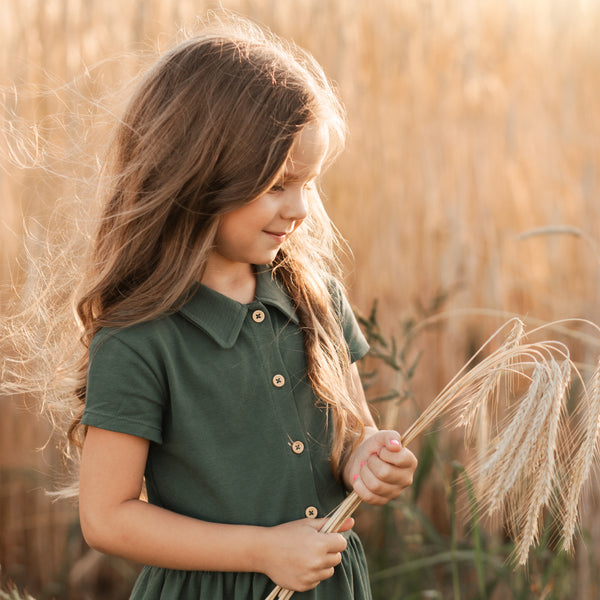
342, 428, 417, 506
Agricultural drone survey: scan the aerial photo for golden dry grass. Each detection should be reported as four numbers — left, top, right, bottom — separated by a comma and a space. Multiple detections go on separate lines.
2, 0, 600, 597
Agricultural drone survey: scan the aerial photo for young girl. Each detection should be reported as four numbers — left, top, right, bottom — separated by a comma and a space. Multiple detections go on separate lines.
74, 16, 417, 599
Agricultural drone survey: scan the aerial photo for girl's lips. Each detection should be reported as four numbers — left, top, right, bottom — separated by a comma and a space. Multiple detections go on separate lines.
264, 231, 289, 243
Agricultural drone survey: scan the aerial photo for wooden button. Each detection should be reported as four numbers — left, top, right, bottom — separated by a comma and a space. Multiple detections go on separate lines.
252, 310, 265, 323
272, 374, 285, 387
305, 506, 318, 518
291, 441, 304, 454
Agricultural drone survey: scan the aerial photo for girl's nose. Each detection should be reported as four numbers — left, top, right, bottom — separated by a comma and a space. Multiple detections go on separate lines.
282, 188, 309, 221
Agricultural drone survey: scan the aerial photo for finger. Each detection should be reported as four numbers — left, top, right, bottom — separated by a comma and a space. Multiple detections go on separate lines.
315, 566, 336, 583
301, 556, 340, 588
305, 517, 330, 531
335, 517, 354, 533
312, 516, 353, 534
321, 550, 343, 568
362, 430, 402, 456
352, 477, 389, 505
382, 437, 403, 453
361, 431, 404, 463
378, 446, 417, 468
296, 575, 321, 592
364, 457, 406, 486
324, 532, 348, 553
315, 553, 342, 580
368, 451, 416, 484
360, 464, 401, 498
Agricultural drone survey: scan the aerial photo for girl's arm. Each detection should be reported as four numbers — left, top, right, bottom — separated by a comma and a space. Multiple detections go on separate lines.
342, 364, 418, 505
79, 426, 351, 592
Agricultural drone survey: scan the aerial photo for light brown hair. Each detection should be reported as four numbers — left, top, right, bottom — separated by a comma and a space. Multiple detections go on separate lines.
27, 15, 366, 479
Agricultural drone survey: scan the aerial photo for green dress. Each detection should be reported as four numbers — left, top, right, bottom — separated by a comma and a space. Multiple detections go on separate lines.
82, 267, 372, 599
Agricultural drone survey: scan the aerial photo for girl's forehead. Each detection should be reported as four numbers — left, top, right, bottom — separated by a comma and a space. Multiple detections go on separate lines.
285, 122, 330, 180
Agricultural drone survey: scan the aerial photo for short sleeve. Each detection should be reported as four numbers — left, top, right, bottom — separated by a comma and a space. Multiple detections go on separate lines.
82, 330, 166, 444
330, 281, 370, 363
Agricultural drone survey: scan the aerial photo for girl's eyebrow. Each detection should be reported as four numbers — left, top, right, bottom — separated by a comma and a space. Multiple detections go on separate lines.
281, 167, 320, 183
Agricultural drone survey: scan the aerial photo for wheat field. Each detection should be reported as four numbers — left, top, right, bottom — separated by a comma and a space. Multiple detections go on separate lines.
2, 0, 600, 598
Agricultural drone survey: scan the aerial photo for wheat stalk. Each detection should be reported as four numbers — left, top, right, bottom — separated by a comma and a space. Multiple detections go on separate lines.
265, 320, 600, 598
459, 318, 525, 442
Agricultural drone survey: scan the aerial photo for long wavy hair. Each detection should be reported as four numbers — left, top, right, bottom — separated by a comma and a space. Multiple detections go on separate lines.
8, 15, 367, 483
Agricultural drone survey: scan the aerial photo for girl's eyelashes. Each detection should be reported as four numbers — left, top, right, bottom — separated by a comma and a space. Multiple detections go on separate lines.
269, 179, 317, 194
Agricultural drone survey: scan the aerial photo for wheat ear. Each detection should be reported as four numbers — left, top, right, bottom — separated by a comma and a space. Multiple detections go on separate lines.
476, 362, 548, 514
559, 358, 600, 552
514, 359, 569, 564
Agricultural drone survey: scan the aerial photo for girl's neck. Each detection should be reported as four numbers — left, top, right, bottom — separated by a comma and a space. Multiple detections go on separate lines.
200, 262, 257, 304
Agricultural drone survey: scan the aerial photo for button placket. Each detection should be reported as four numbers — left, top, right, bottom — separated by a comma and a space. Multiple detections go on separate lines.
251, 302, 320, 514
249, 306, 287, 392
291, 442, 318, 518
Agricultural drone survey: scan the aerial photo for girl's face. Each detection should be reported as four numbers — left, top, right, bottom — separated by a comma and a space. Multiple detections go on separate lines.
208, 122, 329, 277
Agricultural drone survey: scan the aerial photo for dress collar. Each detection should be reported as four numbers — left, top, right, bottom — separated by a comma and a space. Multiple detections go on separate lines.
177, 266, 299, 349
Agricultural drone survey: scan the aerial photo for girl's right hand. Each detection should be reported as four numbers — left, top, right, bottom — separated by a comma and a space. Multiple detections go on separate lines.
262, 517, 354, 592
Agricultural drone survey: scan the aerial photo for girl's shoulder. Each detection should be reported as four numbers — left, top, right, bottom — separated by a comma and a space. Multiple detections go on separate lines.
89, 313, 182, 360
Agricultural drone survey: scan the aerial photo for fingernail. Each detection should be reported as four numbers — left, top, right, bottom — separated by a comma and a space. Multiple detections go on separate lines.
389, 439, 401, 446
360, 461, 365, 467
353, 474, 359, 481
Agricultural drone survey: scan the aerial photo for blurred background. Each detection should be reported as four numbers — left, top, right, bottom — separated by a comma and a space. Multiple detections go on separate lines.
2, 0, 600, 598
